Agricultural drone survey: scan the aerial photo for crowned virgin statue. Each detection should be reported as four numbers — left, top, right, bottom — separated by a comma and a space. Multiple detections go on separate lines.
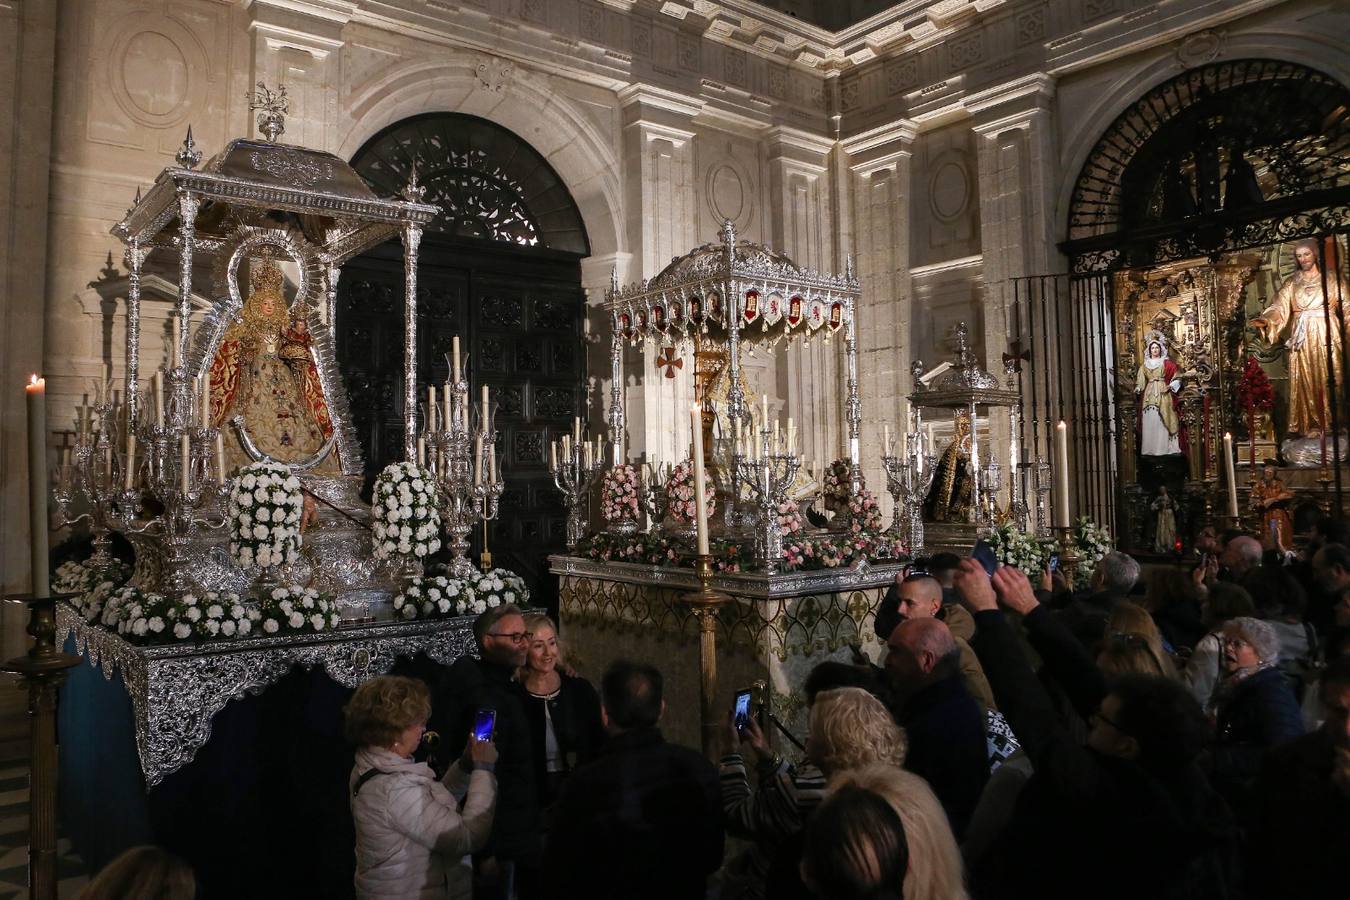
208, 261, 340, 474
1135, 332, 1185, 457
1251, 239, 1346, 437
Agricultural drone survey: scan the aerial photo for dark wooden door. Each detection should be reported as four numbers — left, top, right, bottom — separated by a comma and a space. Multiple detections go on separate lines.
336, 236, 584, 606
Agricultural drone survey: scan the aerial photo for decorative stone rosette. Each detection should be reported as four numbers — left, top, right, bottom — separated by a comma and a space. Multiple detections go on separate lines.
228, 462, 304, 571
372, 462, 442, 562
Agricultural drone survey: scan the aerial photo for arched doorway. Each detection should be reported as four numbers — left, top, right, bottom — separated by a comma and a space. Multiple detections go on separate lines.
341, 113, 590, 603
1049, 59, 1350, 549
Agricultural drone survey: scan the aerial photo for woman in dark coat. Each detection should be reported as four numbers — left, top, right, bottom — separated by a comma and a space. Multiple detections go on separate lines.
516, 613, 604, 817
1206, 616, 1305, 815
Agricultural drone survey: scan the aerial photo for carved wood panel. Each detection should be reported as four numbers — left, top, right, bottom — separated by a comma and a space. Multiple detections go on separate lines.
336, 238, 584, 605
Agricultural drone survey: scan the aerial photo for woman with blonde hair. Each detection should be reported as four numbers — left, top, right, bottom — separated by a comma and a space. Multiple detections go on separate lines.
807, 687, 908, 774
345, 675, 497, 900
830, 764, 968, 900
514, 612, 603, 815
1105, 601, 1179, 678
1097, 632, 1177, 680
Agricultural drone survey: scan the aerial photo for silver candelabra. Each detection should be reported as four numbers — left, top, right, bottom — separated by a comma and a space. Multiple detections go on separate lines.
54, 395, 137, 571
550, 436, 604, 550
426, 371, 504, 579
136, 367, 225, 593
734, 426, 800, 574
880, 436, 938, 557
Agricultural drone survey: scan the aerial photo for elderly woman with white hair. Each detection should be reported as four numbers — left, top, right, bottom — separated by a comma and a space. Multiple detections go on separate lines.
1206, 616, 1305, 811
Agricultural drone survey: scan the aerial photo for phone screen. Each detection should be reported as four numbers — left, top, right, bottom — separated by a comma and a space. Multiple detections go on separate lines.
472, 708, 496, 743
972, 539, 999, 576
733, 690, 753, 732
1049, 553, 1060, 573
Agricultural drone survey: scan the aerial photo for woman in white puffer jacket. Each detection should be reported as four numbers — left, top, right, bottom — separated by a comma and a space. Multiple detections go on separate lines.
346, 675, 498, 900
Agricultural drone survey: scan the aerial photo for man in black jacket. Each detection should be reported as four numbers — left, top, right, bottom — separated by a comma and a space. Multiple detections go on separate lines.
953, 560, 1237, 900
430, 603, 539, 899
883, 617, 988, 839
545, 660, 724, 900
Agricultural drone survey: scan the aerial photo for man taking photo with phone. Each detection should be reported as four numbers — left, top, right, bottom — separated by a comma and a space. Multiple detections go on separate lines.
430, 604, 540, 899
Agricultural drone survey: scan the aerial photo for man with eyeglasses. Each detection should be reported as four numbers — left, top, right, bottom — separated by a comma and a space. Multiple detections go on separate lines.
429, 604, 540, 899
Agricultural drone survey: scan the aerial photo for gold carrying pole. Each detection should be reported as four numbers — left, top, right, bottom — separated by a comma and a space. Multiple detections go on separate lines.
682, 555, 731, 760
3, 592, 80, 900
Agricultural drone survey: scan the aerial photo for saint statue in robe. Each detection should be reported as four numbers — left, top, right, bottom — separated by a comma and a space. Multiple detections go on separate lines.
1135, 333, 1185, 457
208, 261, 340, 475
1251, 239, 1346, 437
1250, 459, 1294, 548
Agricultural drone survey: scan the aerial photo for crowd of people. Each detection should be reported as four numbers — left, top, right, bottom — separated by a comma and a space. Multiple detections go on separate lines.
75, 521, 1350, 899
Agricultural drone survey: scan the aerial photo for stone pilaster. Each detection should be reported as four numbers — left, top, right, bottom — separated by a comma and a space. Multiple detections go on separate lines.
248, 1, 353, 149
766, 126, 840, 479
619, 85, 702, 469
842, 121, 917, 515
969, 74, 1059, 498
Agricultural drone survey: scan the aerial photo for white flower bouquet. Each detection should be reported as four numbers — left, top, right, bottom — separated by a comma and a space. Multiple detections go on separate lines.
665, 459, 714, 525
372, 462, 442, 561
256, 585, 340, 634
228, 462, 303, 571
72, 579, 122, 624
100, 586, 258, 644
393, 575, 476, 620
988, 522, 1056, 573
1071, 517, 1113, 590
472, 568, 528, 611
601, 464, 641, 522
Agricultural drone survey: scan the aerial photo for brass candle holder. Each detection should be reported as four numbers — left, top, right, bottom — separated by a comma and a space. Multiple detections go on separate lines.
2, 591, 81, 900
1054, 526, 1082, 586
681, 554, 732, 760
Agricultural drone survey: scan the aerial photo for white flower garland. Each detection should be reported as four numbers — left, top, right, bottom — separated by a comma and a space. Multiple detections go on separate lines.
256, 585, 340, 634
228, 462, 303, 570
393, 575, 476, 620
54, 558, 131, 596
372, 462, 442, 561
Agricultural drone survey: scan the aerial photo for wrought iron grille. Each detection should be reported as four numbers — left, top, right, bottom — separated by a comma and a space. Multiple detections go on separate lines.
1066, 60, 1350, 272
352, 113, 590, 254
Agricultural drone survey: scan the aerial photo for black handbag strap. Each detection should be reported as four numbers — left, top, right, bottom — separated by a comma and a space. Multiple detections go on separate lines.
352, 767, 388, 797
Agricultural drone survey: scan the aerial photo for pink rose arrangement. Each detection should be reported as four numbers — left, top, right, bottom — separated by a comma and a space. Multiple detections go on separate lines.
601, 464, 641, 522
822, 458, 854, 511
848, 489, 883, 534
776, 498, 804, 535
665, 459, 715, 525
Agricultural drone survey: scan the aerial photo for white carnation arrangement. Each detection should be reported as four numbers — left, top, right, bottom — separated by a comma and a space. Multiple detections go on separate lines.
472, 568, 528, 609
72, 579, 122, 624
393, 575, 476, 621
372, 462, 442, 561
98, 586, 256, 644
256, 585, 340, 635
228, 462, 304, 571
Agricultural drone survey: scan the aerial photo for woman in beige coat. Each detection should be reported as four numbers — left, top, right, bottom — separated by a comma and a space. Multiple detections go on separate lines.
346, 676, 498, 900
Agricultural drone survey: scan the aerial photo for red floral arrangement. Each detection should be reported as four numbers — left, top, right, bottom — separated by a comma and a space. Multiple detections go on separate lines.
1236, 356, 1275, 413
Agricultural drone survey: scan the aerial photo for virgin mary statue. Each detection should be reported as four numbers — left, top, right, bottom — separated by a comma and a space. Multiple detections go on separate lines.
208, 261, 340, 474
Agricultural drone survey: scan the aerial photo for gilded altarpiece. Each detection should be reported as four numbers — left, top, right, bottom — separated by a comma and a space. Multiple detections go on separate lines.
1113, 258, 1258, 550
